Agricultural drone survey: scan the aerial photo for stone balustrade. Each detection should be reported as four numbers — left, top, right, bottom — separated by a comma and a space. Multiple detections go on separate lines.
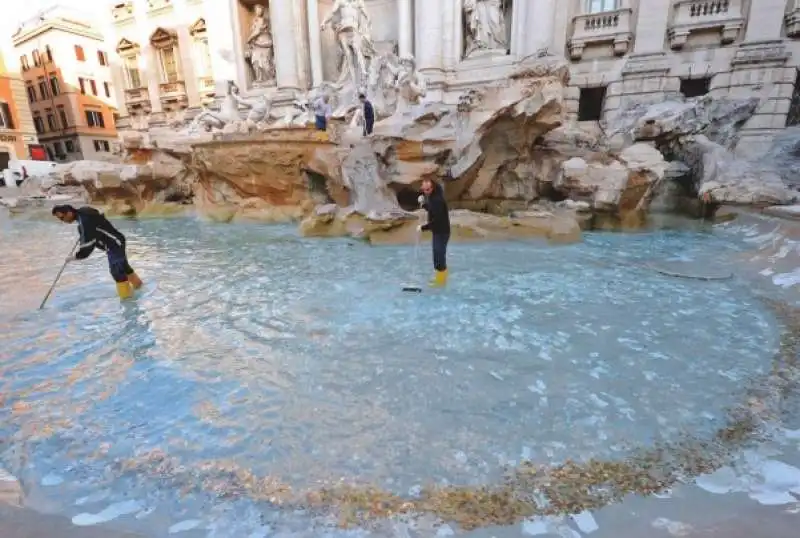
147, 0, 173, 15
667, 0, 744, 49
158, 81, 187, 107
124, 87, 149, 105
568, 8, 633, 60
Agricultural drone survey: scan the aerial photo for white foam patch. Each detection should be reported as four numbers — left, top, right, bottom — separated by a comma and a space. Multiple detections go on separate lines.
41, 473, 64, 487
435, 524, 455, 536
652, 518, 693, 536
72, 500, 143, 526
0, 469, 18, 482
694, 451, 800, 505
772, 268, 800, 288
522, 516, 580, 537
168, 519, 202, 534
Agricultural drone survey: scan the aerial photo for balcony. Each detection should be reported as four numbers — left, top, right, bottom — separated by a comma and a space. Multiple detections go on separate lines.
158, 81, 188, 107
111, 2, 134, 25
667, 0, 744, 50
125, 88, 152, 110
198, 76, 216, 104
568, 8, 633, 60
787, 1, 800, 38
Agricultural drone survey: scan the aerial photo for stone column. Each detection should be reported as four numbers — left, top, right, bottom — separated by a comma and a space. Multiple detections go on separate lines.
414, 0, 444, 74
204, 0, 246, 95
270, 0, 301, 89
306, 0, 324, 86
520, 0, 555, 57
398, 0, 413, 57
632, 0, 671, 54
743, 0, 788, 41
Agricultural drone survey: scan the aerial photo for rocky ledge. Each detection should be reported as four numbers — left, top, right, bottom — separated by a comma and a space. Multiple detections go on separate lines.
6, 58, 798, 241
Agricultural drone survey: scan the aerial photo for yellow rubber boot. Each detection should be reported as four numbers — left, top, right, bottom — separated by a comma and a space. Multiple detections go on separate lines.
429, 269, 448, 288
116, 281, 133, 300
128, 272, 143, 290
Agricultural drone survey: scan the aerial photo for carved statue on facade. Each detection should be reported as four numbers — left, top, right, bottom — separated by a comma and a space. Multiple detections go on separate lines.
191, 81, 247, 132
367, 50, 400, 116
393, 55, 426, 116
244, 3, 276, 86
463, 0, 509, 57
320, 0, 376, 89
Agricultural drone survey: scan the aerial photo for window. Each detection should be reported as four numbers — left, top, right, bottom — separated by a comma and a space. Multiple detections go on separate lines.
50, 76, 60, 96
75, 45, 85, 62
32, 50, 41, 67
123, 56, 142, 89
26, 85, 36, 103
65, 140, 75, 152
104, 82, 111, 98
58, 107, 68, 129
92, 140, 111, 152
585, 0, 619, 13
78, 77, 86, 94
577, 86, 607, 122
680, 77, 711, 98
160, 46, 179, 83
38, 80, 49, 100
85, 110, 105, 127
97, 50, 108, 66
33, 116, 45, 133
90, 79, 97, 95
45, 46, 53, 63
20, 55, 29, 71
53, 141, 64, 158
47, 113, 57, 131
0, 102, 15, 129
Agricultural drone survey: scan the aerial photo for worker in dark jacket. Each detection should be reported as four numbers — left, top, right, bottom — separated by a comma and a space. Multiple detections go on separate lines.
417, 178, 451, 287
52, 204, 143, 299
359, 93, 374, 136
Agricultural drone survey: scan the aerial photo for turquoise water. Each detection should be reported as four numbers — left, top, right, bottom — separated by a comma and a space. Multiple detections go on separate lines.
0, 216, 781, 536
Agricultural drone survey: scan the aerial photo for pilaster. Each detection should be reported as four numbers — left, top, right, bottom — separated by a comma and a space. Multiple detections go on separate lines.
271, 0, 301, 90
204, 0, 246, 96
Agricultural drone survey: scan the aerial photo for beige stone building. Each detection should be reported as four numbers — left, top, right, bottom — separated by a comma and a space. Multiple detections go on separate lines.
107, 0, 800, 157
104, 0, 214, 127
10, 6, 120, 162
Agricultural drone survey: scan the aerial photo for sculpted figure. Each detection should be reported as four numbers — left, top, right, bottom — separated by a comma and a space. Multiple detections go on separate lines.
320, 0, 375, 88
191, 81, 244, 131
463, 0, 509, 57
367, 50, 400, 115
393, 55, 426, 115
245, 4, 276, 85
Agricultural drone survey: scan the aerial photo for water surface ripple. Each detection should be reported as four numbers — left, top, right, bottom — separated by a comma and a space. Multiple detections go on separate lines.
0, 217, 780, 535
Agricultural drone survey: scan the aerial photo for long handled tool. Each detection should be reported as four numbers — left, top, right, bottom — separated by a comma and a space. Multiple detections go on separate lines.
39, 238, 79, 310
402, 229, 423, 293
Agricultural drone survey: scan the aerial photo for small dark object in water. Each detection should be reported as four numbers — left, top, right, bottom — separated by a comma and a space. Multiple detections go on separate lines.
402, 286, 422, 293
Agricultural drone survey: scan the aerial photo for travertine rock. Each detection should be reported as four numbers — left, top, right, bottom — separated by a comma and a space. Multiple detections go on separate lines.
299, 204, 582, 245
0, 468, 22, 507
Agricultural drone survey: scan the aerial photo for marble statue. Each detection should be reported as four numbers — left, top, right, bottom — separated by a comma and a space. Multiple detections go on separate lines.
244, 3, 276, 86
393, 55, 426, 116
320, 0, 376, 89
463, 0, 509, 57
191, 81, 246, 132
367, 50, 401, 116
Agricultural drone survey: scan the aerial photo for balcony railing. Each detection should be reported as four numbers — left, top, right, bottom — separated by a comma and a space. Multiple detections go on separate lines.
667, 0, 744, 49
787, 1, 800, 38
569, 8, 633, 60
124, 88, 149, 104
158, 81, 188, 105
112, 2, 134, 25
147, 0, 173, 15
198, 76, 215, 92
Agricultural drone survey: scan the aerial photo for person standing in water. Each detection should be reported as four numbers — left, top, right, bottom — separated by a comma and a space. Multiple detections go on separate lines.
51, 205, 143, 300
417, 178, 450, 287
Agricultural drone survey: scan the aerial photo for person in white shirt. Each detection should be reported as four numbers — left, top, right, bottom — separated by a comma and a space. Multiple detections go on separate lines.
313, 95, 332, 131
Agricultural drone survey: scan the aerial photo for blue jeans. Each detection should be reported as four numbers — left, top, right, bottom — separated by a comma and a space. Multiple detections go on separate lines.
107, 249, 135, 283
315, 115, 327, 130
432, 232, 449, 272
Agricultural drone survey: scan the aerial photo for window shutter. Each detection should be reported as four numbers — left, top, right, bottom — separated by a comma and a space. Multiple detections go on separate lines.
86, 110, 94, 127
1, 103, 15, 129
98, 113, 105, 128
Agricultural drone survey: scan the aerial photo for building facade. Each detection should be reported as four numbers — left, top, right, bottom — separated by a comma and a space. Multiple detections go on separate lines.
0, 52, 39, 165
104, 0, 214, 127
11, 6, 120, 162
107, 0, 800, 157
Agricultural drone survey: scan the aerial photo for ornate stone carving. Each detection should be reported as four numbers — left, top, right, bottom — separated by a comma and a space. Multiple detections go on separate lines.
191, 82, 244, 131
462, 0, 509, 58
244, 3, 276, 86
392, 55, 426, 116
320, 0, 376, 89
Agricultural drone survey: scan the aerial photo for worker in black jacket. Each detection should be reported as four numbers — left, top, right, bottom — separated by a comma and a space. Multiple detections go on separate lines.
52, 204, 143, 299
417, 178, 451, 287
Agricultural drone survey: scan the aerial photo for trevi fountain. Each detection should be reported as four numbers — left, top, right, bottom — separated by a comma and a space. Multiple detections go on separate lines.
2, 0, 800, 537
